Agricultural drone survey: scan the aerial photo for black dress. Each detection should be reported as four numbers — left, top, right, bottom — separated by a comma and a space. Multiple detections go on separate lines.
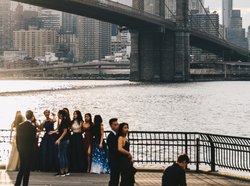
39, 121, 57, 171
69, 121, 87, 172
119, 140, 135, 186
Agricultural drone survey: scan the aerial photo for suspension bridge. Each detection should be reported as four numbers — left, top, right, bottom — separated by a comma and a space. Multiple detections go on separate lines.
12, 0, 250, 82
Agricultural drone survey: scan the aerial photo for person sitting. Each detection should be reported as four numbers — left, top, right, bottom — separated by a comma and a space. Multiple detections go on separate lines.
162, 154, 190, 186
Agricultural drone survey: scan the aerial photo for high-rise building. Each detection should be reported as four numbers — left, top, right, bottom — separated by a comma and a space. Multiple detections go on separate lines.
247, 26, 250, 50
61, 12, 77, 34
77, 17, 111, 62
222, 0, 233, 29
13, 28, 56, 58
0, 0, 12, 54
227, 10, 248, 49
56, 32, 78, 62
190, 11, 220, 61
190, 12, 219, 37
40, 9, 62, 31
112, 24, 119, 36
12, 4, 42, 31
165, 0, 204, 19
189, 0, 204, 13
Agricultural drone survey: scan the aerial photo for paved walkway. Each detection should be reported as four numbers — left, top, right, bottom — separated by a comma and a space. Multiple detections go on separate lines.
0, 170, 250, 186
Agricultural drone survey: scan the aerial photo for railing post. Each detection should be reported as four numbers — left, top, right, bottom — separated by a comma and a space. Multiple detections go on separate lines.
185, 133, 188, 155
196, 138, 200, 172
184, 133, 189, 169
207, 135, 216, 172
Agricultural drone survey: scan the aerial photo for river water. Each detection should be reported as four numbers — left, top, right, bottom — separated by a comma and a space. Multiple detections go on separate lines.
0, 80, 250, 137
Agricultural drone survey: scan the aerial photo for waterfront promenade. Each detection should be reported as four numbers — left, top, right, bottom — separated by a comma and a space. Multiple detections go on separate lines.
0, 169, 250, 186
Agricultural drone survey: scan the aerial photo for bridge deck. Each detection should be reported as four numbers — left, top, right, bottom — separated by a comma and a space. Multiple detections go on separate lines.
1, 170, 249, 186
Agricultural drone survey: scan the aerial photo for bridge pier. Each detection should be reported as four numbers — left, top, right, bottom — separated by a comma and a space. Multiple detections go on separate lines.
130, 0, 190, 82
174, 0, 190, 81
174, 31, 190, 81
130, 28, 175, 82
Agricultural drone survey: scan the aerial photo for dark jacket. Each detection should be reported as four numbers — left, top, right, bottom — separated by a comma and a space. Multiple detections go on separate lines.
16, 121, 37, 157
162, 163, 187, 186
107, 131, 119, 167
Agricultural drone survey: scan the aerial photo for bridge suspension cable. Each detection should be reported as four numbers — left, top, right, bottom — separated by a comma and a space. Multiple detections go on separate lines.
163, 1, 176, 20
197, 0, 225, 40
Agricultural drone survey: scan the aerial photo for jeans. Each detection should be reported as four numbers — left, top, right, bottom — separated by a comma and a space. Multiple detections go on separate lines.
58, 140, 69, 169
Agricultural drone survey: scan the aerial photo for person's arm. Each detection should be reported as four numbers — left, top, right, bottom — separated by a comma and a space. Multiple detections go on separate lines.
99, 124, 104, 148
107, 133, 115, 152
161, 169, 168, 186
15, 125, 20, 151
55, 128, 67, 145
179, 170, 187, 186
118, 136, 132, 160
9, 122, 14, 141
51, 112, 57, 123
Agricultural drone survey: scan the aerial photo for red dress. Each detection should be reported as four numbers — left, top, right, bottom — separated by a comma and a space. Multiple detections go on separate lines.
82, 125, 92, 152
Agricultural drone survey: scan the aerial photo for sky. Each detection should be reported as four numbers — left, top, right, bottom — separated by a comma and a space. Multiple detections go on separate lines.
205, 0, 250, 30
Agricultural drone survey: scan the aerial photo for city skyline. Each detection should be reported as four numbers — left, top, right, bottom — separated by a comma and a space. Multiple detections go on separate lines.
206, 0, 250, 30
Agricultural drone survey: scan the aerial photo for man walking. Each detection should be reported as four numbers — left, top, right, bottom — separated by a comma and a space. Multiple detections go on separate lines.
162, 154, 190, 186
107, 118, 120, 186
15, 110, 37, 186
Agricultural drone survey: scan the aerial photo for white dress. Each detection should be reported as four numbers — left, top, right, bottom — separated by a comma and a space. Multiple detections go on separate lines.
6, 131, 20, 171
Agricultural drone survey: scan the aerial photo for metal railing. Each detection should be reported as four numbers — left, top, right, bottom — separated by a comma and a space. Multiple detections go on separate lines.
1, 129, 249, 172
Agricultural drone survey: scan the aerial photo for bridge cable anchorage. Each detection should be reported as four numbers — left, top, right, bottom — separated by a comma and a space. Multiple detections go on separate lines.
197, 0, 226, 41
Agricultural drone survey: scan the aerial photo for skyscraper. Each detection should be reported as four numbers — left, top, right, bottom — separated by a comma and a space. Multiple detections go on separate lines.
77, 17, 111, 62
222, 0, 233, 28
227, 10, 248, 49
0, 0, 12, 54
165, 0, 204, 19
40, 9, 62, 31
189, 0, 204, 13
222, 0, 248, 48
247, 26, 250, 50
61, 12, 77, 34
190, 11, 220, 61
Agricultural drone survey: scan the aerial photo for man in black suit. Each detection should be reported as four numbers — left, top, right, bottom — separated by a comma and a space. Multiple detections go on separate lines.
107, 118, 120, 186
15, 110, 37, 186
162, 154, 190, 186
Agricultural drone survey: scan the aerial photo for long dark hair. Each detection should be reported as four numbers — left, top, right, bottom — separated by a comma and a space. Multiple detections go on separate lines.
72, 110, 83, 125
58, 110, 67, 120
117, 122, 129, 137
85, 113, 93, 124
92, 115, 102, 139
63, 107, 71, 124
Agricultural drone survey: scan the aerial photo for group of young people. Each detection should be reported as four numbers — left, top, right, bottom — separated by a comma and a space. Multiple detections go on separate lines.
8, 109, 136, 186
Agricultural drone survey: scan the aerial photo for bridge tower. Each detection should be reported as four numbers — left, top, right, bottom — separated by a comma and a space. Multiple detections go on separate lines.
175, 0, 190, 81
130, 0, 190, 82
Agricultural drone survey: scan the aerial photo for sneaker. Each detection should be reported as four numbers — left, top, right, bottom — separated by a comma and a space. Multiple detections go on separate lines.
65, 172, 70, 176
54, 172, 65, 177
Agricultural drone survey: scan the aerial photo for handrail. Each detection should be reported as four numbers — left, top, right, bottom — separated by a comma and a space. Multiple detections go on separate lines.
0, 129, 249, 172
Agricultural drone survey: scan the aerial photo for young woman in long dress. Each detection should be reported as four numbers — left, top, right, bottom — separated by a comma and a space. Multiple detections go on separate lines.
6, 111, 25, 171
118, 122, 136, 186
39, 110, 57, 171
82, 113, 93, 172
69, 110, 86, 172
90, 115, 110, 174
